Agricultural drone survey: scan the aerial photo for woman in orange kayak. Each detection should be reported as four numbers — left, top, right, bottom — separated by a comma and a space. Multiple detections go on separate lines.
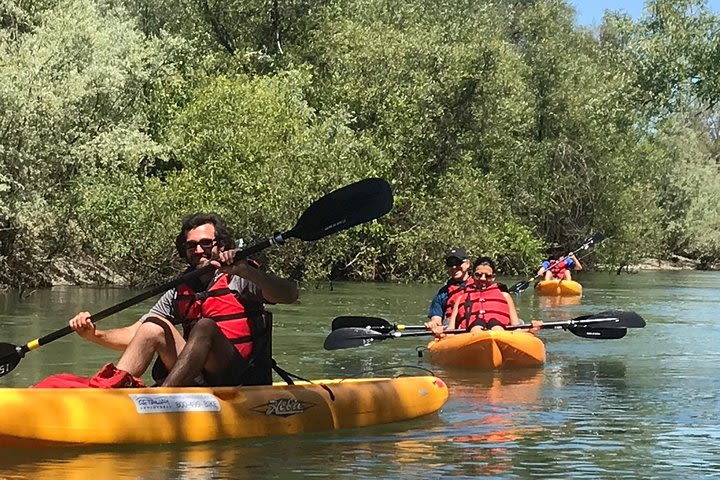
432, 257, 541, 335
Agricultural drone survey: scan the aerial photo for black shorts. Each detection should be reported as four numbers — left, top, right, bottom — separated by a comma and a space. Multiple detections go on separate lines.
466, 318, 506, 331
151, 350, 271, 387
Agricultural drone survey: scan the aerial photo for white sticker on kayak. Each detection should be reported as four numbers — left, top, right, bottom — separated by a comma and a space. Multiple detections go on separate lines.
130, 393, 221, 414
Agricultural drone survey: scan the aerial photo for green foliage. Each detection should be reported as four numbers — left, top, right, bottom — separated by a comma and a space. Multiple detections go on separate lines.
0, 0, 172, 286
3, 0, 720, 289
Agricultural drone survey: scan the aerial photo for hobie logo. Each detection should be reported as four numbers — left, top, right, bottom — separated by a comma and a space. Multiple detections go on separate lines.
252, 398, 315, 417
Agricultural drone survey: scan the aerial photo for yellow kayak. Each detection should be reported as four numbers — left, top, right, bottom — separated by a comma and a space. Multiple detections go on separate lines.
0, 376, 448, 448
427, 330, 546, 369
534, 279, 582, 296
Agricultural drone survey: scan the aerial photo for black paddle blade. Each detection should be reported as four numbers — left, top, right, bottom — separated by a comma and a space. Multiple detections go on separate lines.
584, 233, 605, 248
290, 178, 393, 241
323, 328, 390, 350
571, 233, 605, 255
568, 326, 627, 339
331, 316, 392, 331
0, 343, 23, 378
573, 310, 646, 329
508, 280, 531, 294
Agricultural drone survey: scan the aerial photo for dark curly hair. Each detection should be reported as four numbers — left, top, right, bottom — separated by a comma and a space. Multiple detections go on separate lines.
473, 256, 497, 273
175, 213, 236, 261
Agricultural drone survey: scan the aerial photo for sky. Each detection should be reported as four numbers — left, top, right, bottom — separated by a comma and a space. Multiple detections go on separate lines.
570, 0, 720, 25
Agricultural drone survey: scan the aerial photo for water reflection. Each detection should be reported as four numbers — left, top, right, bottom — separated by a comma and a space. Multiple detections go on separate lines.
535, 295, 581, 310
431, 370, 546, 476
0, 446, 227, 480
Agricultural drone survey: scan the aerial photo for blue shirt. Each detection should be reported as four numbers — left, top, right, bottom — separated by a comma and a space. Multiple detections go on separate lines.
541, 258, 576, 270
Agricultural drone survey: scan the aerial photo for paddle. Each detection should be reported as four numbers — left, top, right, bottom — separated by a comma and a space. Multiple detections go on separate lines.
508, 233, 605, 294
323, 310, 645, 350
331, 315, 427, 332
0, 178, 393, 378
331, 309, 644, 333
324, 327, 468, 350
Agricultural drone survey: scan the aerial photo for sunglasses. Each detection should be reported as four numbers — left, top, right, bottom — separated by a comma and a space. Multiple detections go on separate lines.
473, 272, 495, 280
445, 258, 463, 268
185, 238, 216, 251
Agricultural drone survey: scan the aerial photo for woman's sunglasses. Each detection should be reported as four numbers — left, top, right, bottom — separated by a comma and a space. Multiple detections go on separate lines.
185, 238, 216, 251
473, 272, 495, 280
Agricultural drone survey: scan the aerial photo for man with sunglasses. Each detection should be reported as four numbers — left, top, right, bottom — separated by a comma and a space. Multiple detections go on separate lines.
68, 212, 299, 388
424, 247, 471, 332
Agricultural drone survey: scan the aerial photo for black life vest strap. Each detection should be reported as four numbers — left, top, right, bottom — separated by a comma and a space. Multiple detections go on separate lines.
271, 360, 336, 401
464, 289, 483, 327
230, 335, 253, 344
209, 312, 251, 322
193, 288, 235, 301
176, 275, 229, 320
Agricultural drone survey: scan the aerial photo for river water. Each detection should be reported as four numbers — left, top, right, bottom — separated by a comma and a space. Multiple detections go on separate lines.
0, 271, 718, 479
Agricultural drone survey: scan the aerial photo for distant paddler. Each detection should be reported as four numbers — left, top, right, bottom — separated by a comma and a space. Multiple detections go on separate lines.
537, 243, 583, 281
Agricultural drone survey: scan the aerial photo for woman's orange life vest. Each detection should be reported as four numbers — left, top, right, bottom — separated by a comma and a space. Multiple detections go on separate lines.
174, 274, 265, 359
458, 282, 512, 330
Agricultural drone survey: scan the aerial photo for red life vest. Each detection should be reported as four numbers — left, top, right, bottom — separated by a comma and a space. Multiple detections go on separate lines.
458, 282, 512, 330
444, 281, 468, 320
174, 274, 265, 359
548, 259, 569, 279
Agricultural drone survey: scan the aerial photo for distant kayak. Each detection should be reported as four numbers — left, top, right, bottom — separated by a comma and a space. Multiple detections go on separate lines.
534, 279, 582, 296
0, 376, 448, 448
427, 330, 546, 369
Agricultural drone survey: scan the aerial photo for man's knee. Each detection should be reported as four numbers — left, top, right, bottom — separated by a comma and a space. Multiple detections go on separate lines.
139, 316, 175, 345
188, 317, 223, 339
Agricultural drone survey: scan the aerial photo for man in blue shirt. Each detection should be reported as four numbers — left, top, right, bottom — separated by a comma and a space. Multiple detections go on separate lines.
425, 247, 471, 330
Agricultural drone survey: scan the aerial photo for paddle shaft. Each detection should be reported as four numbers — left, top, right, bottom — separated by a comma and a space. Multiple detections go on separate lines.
388, 329, 466, 338
399, 318, 621, 336
507, 317, 619, 331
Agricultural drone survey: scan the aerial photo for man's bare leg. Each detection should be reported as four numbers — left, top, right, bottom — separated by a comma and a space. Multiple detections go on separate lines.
116, 317, 184, 377
162, 318, 236, 387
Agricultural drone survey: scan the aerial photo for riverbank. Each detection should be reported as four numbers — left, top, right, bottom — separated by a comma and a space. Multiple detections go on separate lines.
47, 257, 129, 287
616, 255, 720, 273
3, 254, 715, 293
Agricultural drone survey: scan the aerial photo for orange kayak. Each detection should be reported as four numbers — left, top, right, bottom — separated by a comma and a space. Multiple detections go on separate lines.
427, 330, 545, 369
0, 376, 448, 448
534, 279, 582, 296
